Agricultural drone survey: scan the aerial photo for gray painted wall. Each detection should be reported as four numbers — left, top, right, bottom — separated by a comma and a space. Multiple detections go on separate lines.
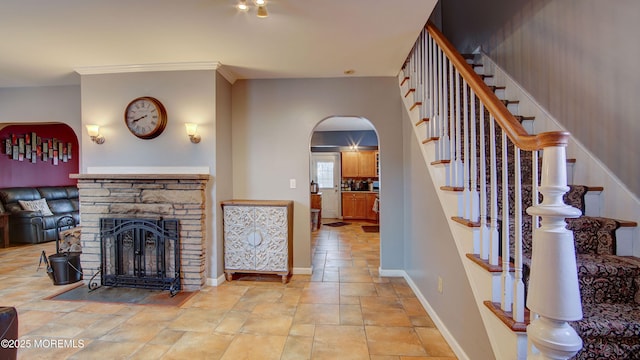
231, 77, 405, 270
440, 0, 640, 198
0, 85, 82, 148
214, 72, 234, 278
402, 108, 494, 358
79, 69, 222, 280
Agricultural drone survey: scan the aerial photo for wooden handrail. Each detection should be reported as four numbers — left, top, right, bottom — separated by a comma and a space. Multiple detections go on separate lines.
425, 22, 570, 151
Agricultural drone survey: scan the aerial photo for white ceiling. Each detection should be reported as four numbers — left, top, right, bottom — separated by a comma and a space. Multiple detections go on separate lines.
0, 0, 436, 88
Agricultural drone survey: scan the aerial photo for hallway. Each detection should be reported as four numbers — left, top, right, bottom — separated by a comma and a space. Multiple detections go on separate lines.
0, 221, 456, 359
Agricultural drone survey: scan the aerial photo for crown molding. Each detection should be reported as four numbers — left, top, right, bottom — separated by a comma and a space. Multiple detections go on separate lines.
74, 61, 222, 75
216, 65, 238, 84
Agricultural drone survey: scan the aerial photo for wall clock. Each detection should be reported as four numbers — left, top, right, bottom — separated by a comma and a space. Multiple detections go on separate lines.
124, 96, 167, 139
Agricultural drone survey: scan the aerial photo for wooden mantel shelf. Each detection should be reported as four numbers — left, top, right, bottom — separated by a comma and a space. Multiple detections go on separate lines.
70, 173, 210, 181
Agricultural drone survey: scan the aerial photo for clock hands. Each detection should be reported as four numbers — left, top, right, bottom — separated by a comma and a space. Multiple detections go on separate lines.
130, 115, 147, 123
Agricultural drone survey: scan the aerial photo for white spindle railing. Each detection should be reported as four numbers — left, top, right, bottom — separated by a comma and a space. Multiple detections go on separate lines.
401, 22, 583, 359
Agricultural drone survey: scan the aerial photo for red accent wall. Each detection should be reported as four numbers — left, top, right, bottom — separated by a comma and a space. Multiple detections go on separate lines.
0, 123, 79, 188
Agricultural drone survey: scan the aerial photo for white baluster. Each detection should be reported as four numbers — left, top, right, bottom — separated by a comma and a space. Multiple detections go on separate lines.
463, 82, 470, 220
454, 69, 463, 189
470, 91, 479, 223
489, 116, 499, 268
527, 145, 582, 359
513, 146, 525, 323
501, 131, 513, 312
479, 104, 489, 260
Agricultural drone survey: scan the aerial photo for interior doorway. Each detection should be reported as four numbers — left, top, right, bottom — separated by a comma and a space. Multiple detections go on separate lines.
310, 116, 379, 225
311, 153, 340, 218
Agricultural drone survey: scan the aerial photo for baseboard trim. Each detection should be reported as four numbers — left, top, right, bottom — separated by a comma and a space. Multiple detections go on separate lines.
388, 269, 470, 360
206, 274, 227, 287
293, 267, 313, 275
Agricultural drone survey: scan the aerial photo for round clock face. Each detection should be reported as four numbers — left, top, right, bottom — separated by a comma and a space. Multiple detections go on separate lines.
124, 96, 167, 139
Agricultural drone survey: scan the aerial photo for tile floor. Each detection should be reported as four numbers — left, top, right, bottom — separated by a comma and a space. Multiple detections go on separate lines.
0, 220, 457, 359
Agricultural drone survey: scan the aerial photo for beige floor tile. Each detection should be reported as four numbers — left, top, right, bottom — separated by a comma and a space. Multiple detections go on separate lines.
17, 310, 63, 335
76, 314, 130, 339
362, 307, 413, 327
341, 282, 378, 297
293, 303, 340, 325
241, 313, 293, 335
148, 328, 185, 346
340, 304, 364, 325
401, 297, 428, 316
220, 333, 287, 360
366, 325, 428, 356
1, 221, 458, 359
299, 282, 340, 304
100, 320, 167, 343
281, 335, 314, 360
215, 310, 250, 334
415, 327, 457, 357
163, 331, 235, 359
168, 307, 226, 332
129, 343, 172, 360
289, 323, 315, 337
67, 340, 143, 360
312, 325, 369, 360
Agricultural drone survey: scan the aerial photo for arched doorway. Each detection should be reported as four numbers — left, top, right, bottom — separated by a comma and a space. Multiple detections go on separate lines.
309, 116, 380, 227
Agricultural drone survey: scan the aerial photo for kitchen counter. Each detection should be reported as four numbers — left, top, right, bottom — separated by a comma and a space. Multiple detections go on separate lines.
341, 190, 378, 194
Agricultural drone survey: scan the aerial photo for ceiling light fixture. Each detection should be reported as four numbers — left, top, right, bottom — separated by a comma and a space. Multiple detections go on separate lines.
237, 0, 249, 11
237, 0, 268, 18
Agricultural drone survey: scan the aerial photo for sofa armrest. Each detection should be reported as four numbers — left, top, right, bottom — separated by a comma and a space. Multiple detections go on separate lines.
0, 306, 18, 360
11, 210, 43, 218
8, 213, 45, 244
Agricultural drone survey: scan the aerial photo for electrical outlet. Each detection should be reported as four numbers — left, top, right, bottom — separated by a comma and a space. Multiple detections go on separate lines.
437, 276, 443, 293
289, 179, 296, 189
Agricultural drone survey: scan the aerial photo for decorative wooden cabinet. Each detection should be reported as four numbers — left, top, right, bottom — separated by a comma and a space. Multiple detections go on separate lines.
341, 151, 378, 178
221, 200, 293, 284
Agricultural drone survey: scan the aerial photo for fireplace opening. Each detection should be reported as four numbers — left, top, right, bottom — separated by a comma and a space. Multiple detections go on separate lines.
99, 218, 180, 295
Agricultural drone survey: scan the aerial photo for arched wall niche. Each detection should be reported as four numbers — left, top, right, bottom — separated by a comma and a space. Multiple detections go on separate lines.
0, 122, 79, 187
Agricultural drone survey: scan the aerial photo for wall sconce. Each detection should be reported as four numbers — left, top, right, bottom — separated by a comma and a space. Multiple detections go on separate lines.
185, 123, 201, 144
86, 124, 105, 144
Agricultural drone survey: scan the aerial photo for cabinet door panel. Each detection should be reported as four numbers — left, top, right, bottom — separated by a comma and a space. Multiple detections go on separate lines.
341, 152, 359, 177
255, 207, 288, 271
358, 151, 377, 178
223, 206, 256, 270
354, 193, 367, 218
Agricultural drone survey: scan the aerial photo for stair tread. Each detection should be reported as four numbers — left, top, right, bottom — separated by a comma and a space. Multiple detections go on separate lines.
572, 302, 640, 339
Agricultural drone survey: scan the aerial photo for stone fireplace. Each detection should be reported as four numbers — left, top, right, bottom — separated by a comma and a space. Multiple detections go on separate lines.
70, 172, 210, 291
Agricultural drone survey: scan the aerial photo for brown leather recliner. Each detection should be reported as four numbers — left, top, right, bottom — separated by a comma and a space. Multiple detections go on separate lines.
0, 306, 18, 360
0, 186, 79, 244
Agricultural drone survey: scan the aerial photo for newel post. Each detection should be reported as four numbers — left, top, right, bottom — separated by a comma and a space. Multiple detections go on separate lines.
526, 145, 583, 359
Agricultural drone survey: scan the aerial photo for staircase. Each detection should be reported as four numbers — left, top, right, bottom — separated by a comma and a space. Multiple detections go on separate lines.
400, 22, 640, 359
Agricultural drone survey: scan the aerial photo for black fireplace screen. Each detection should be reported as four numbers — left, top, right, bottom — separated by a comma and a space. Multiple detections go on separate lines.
100, 218, 180, 294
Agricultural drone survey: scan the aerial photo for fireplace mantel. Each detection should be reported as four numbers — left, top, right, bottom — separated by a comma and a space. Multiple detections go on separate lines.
70, 173, 209, 181
73, 171, 210, 291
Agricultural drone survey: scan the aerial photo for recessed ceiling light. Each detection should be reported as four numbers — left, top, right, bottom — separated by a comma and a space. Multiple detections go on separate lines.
344, 69, 355, 75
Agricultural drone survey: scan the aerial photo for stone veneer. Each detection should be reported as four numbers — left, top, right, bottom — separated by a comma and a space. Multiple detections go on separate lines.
70, 173, 210, 291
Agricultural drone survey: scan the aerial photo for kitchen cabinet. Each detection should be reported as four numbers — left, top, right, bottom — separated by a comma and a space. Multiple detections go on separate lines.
342, 192, 367, 219
311, 193, 322, 221
341, 152, 360, 177
221, 200, 293, 284
341, 151, 378, 178
359, 151, 377, 178
365, 193, 379, 222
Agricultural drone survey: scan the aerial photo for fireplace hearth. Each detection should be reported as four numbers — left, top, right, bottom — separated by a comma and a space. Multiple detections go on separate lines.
98, 218, 180, 295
